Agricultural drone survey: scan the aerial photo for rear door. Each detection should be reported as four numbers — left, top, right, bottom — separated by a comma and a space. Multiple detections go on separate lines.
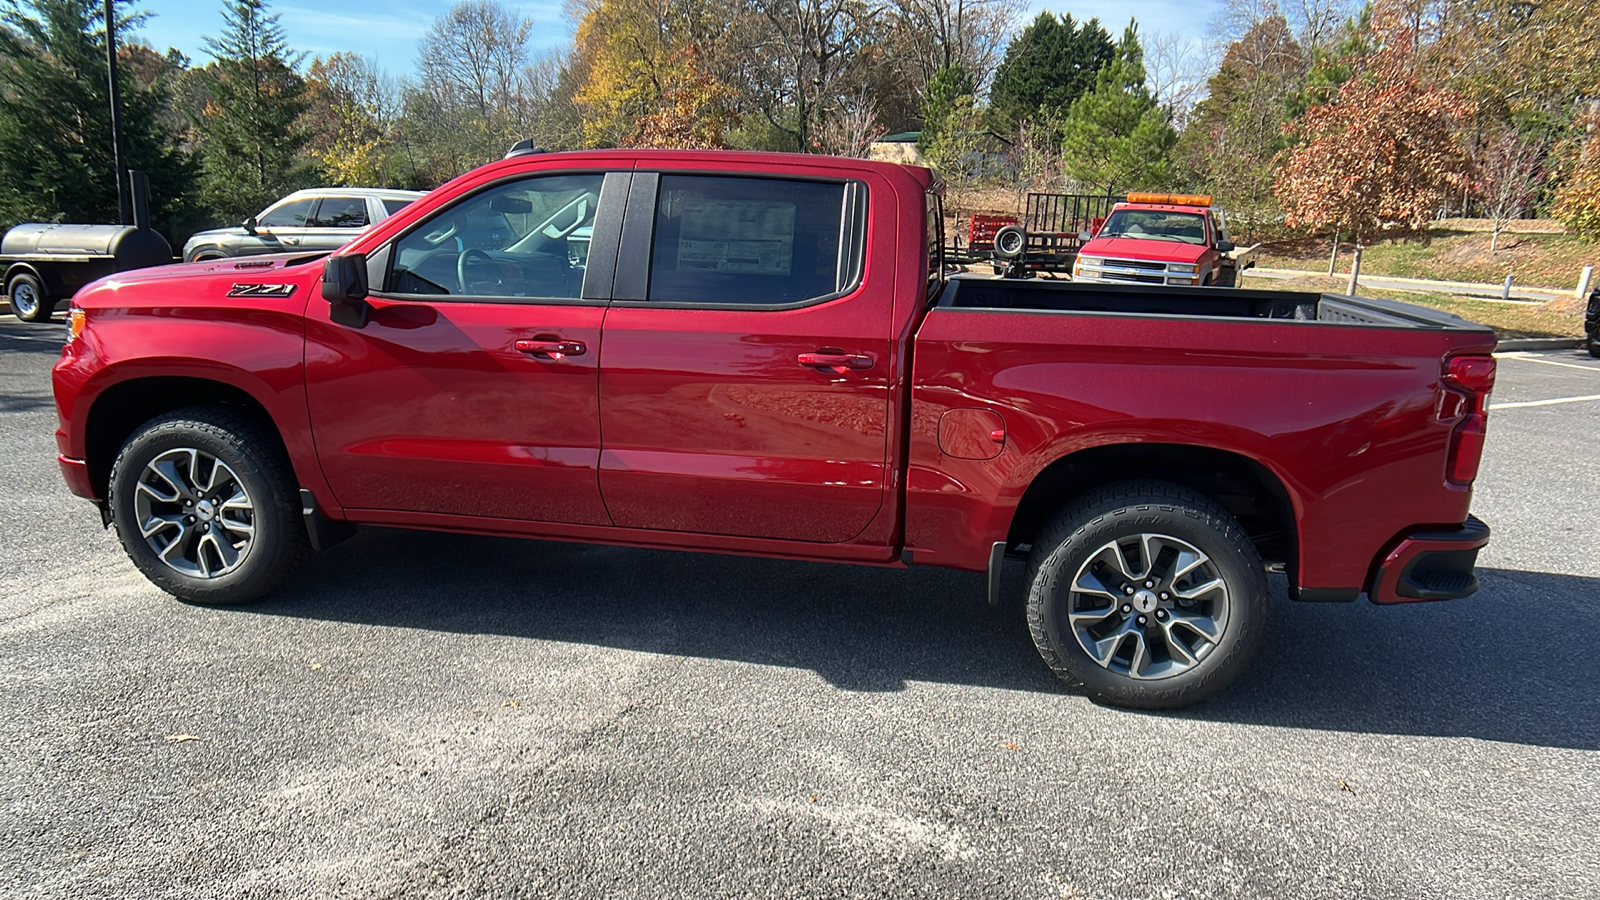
596, 169, 892, 542
303, 195, 371, 253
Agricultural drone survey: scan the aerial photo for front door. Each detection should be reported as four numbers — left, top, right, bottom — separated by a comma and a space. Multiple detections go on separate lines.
597, 171, 892, 542
305, 171, 620, 525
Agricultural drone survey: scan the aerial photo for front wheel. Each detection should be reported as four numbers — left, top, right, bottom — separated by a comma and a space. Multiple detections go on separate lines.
1025, 480, 1268, 709
8, 272, 51, 322
109, 406, 311, 605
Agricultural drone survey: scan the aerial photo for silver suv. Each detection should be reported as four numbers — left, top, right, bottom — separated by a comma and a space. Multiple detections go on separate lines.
182, 188, 425, 263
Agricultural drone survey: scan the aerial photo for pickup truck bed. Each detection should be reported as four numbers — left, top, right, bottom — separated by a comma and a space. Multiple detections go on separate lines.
941, 276, 1479, 327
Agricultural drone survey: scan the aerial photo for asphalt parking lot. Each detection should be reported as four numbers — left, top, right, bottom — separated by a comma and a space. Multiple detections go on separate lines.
2, 317, 1596, 899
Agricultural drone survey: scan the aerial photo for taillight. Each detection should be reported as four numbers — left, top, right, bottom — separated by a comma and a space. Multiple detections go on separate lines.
1442, 355, 1495, 485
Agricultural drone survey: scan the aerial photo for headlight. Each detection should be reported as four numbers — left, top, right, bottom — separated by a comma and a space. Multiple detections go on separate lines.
66, 305, 86, 343
1168, 263, 1198, 274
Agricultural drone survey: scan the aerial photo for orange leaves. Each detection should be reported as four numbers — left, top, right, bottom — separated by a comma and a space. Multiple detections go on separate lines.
1274, 42, 1474, 243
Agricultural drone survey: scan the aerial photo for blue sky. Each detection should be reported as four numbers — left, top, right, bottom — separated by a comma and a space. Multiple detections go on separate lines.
131, 0, 1220, 77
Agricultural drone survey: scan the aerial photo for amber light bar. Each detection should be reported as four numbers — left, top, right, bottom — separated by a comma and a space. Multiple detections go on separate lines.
1126, 192, 1213, 207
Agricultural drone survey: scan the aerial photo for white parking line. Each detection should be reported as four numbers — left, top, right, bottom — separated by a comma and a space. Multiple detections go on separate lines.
1494, 353, 1600, 374
1489, 394, 1600, 410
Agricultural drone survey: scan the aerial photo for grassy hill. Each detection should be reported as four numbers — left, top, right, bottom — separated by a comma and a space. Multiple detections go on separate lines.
1255, 227, 1598, 291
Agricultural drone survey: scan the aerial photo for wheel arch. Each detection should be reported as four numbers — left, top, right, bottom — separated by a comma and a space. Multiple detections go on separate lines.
82, 375, 289, 501
1006, 442, 1299, 581
4, 262, 44, 292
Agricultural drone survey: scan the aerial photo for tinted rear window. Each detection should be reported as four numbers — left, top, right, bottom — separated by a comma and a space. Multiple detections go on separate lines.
312, 197, 368, 228
383, 198, 415, 217
647, 175, 857, 305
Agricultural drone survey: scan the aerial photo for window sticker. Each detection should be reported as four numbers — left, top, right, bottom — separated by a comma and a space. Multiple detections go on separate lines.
676, 200, 795, 275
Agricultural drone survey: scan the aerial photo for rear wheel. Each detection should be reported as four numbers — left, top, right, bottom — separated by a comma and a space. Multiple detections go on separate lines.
109, 406, 311, 605
8, 272, 51, 322
1025, 480, 1268, 709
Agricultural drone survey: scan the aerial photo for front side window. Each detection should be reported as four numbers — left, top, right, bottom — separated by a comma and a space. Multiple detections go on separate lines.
647, 176, 859, 305
258, 198, 314, 229
387, 174, 602, 299
311, 197, 369, 228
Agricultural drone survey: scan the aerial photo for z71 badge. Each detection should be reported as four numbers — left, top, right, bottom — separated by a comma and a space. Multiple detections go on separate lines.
227, 283, 298, 298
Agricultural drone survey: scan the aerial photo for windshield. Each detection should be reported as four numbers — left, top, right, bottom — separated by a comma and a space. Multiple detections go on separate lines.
1097, 210, 1208, 245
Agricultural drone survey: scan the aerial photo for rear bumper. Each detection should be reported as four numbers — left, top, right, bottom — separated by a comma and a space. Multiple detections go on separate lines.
58, 455, 96, 500
1368, 516, 1490, 604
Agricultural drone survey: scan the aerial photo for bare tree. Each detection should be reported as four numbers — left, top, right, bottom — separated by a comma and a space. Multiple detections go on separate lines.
1285, 0, 1356, 49
747, 0, 875, 152
1143, 29, 1216, 127
888, 0, 1022, 91
1209, 0, 1354, 51
814, 87, 884, 156
418, 0, 534, 118
1478, 129, 1545, 252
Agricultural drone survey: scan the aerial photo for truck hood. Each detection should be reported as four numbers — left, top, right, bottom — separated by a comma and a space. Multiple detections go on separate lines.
1081, 237, 1208, 264
71, 252, 329, 307
107, 252, 328, 285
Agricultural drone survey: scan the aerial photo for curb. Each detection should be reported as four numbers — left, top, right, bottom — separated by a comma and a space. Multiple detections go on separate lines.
1494, 337, 1583, 351
1252, 267, 1571, 299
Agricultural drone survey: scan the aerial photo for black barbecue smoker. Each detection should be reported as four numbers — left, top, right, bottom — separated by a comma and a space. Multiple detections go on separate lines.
1, 170, 173, 323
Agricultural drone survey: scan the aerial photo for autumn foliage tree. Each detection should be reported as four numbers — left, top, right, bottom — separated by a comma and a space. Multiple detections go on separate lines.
1274, 37, 1473, 289
1551, 118, 1600, 242
626, 46, 736, 149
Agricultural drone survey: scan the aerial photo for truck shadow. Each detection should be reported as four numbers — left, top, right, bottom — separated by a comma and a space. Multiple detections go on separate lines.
256, 529, 1598, 751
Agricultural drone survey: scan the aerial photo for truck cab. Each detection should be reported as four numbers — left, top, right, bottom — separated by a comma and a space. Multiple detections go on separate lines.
1072, 193, 1241, 287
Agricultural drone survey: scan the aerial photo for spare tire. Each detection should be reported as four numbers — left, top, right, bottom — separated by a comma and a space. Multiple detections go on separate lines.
993, 225, 1027, 260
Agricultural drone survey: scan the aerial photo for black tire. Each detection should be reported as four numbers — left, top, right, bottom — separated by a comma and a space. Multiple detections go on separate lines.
1024, 480, 1268, 710
993, 224, 1027, 260
1586, 338, 1599, 359
109, 405, 311, 605
8, 272, 52, 322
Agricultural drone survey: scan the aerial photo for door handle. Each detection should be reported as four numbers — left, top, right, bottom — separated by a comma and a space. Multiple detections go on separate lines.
798, 350, 874, 374
515, 337, 587, 359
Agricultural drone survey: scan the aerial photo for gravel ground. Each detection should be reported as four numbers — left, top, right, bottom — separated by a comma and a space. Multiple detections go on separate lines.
2, 317, 1596, 899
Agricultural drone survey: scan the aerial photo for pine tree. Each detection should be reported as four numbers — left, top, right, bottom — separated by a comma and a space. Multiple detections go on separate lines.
916, 63, 974, 152
988, 12, 1115, 135
0, 0, 198, 239
1058, 23, 1176, 193
196, 0, 311, 222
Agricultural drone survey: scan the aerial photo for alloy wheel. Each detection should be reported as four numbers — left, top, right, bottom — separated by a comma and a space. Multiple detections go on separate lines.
132, 448, 256, 578
1065, 532, 1231, 680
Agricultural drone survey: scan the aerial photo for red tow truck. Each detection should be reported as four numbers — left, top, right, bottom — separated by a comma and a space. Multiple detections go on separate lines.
1072, 193, 1252, 287
53, 149, 1494, 709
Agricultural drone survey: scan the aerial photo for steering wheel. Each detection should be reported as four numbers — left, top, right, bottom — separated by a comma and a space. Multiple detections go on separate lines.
457, 248, 501, 295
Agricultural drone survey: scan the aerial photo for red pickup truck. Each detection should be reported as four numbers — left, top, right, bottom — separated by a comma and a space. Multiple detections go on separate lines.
52, 149, 1496, 709
1072, 193, 1245, 287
